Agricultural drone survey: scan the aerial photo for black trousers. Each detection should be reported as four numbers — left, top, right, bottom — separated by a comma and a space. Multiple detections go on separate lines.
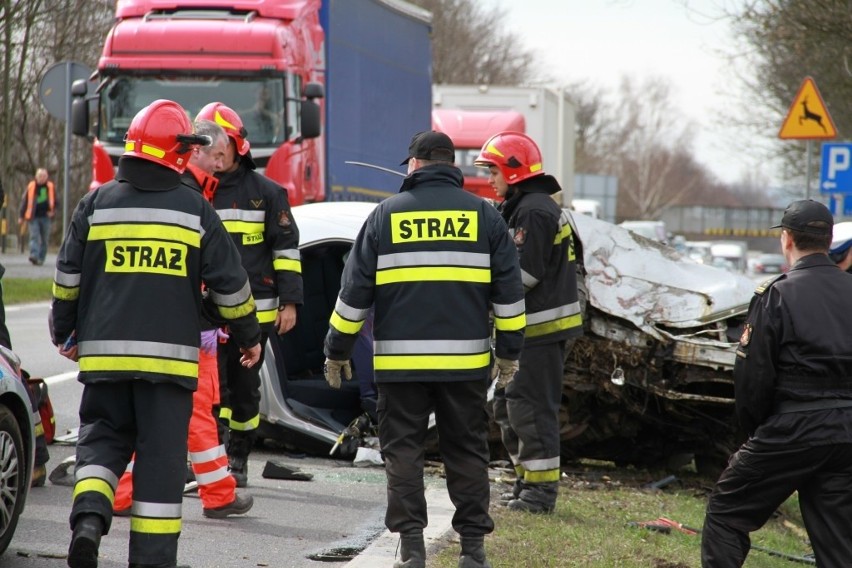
217, 331, 267, 439
702, 438, 852, 567
493, 341, 565, 484
72, 380, 192, 566
377, 379, 494, 537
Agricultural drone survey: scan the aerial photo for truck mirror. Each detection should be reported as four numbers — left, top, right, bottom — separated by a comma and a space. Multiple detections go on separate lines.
71, 78, 88, 97
303, 82, 324, 99
301, 99, 321, 139
71, 98, 90, 137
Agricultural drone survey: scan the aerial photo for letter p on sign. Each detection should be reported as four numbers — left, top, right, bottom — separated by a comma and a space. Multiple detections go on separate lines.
820, 143, 852, 193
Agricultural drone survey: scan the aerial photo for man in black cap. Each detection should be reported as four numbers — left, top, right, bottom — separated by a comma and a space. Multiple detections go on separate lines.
323, 131, 525, 568
702, 199, 852, 567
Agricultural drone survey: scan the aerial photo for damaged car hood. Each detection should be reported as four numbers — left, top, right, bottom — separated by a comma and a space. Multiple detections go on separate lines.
572, 213, 756, 339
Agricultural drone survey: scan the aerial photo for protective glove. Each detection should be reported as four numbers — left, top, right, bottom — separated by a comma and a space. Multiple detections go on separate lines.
324, 358, 353, 389
493, 357, 519, 390
200, 329, 218, 354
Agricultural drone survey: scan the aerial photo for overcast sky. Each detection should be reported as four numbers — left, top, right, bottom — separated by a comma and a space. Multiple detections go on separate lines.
479, 0, 763, 185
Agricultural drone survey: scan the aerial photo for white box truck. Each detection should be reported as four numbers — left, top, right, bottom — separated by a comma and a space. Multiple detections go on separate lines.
432, 84, 576, 202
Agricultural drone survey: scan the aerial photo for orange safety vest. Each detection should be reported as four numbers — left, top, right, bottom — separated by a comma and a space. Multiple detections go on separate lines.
23, 180, 55, 220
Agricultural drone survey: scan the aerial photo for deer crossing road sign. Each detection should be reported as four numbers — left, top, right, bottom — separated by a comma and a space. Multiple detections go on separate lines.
779, 77, 837, 140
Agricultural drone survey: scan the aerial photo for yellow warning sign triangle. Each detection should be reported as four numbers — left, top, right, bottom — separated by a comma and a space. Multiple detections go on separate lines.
779, 76, 837, 140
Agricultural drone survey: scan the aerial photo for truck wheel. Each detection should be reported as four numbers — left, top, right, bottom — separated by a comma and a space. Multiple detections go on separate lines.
0, 405, 26, 556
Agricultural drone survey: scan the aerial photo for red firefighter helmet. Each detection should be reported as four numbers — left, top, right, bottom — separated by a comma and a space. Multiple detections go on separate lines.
123, 99, 199, 173
474, 131, 544, 184
196, 102, 250, 156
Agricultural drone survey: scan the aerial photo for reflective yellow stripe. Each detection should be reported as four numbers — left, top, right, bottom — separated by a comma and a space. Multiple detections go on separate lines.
79, 356, 199, 379
53, 283, 79, 300
257, 307, 277, 324
218, 297, 256, 320
223, 220, 264, 234
494, 313, 526, 331
376, 267, 490, 285
88, 224, 200, 248
553, 223, 572, 244
514, 464, 525, 477
219, 407, 232, 421
140, 143, 166, 159
374, 352, 490, 371
229, 414, 260, 431
130, 517, 182, 535
524, 469, 561, 483
526, 314, 582, 338
330, 311, 365, 335
73, 478, 115, 502
34, 423, 44, 436
273, 258, 302, 273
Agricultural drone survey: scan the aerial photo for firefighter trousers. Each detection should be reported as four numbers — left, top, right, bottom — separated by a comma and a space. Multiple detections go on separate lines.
702, 439, 852, 567
493, 341, 565, 485
114, 350, 236, 511
217, 331, 267, 447
377, 379, 494, 537
72, 380, 192, 566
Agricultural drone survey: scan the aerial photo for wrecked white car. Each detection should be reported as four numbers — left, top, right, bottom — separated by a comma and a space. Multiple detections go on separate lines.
564, 214, 753, 472
258, 202, 754, 471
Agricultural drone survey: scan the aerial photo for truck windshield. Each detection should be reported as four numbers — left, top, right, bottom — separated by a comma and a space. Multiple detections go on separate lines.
99, 76, 289, 146
456, 149, 489, 179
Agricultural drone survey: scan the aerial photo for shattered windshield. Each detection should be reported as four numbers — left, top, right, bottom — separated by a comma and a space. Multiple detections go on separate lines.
99, 76, 288, 146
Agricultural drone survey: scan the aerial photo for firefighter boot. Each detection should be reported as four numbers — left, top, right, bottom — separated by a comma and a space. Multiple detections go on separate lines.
458, 535, 491, 568
507, 481, 558, 514
393, 529, 426, 568
227, 431, 253, 488
67, 513, 104, 568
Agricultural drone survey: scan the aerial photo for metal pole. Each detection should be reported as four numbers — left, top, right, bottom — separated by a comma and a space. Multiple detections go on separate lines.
62, 62, 71, 237
805, 140, 812, 200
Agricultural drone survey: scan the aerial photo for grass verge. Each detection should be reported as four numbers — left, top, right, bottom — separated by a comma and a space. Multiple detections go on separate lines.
2, 278, 53, 305
432, 462, 812, 567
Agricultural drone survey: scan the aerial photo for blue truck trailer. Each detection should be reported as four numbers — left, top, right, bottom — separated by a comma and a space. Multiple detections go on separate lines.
72, 0, 433, 203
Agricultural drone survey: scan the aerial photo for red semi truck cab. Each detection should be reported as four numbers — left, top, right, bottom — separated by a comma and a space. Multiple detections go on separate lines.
75, 0, 325, 203
431, 108, 525, 201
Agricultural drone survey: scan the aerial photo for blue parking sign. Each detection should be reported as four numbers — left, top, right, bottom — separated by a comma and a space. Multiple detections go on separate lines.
821, 143, 852, 193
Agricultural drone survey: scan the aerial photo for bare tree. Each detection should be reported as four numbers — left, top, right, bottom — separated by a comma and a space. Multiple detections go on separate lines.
0, 0, 112, 243
409, 0, 541, 84
718, 0, 852, 181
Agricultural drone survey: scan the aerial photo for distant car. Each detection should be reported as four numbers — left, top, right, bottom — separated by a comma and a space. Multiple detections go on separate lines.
752, 253, 787, 274
0, 346, 34, 556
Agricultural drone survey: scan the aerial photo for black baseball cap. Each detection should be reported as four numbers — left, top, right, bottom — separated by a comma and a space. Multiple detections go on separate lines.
771, 199, 833, 235
400, 130, 455, 165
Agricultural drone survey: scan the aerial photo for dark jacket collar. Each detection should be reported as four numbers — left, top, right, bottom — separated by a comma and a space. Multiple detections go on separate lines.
116, 157, 182, 191
791, 252, 835, 271
499, 174, 562, 220
398, 164, 464, 193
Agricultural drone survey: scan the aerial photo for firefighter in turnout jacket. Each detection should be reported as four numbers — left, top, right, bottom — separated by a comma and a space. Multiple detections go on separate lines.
112, 119, 254, 520
476, 131, 584, 514
196, 102, 302, 487
324, 131, 525, 568
51, 100, 262, 568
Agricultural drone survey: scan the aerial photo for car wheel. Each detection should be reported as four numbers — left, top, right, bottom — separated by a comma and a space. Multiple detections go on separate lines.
0, 405, 26, 556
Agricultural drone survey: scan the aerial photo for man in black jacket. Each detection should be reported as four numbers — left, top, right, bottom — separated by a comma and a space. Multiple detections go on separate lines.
475, 132, 584, 514
701, 199, 852, 567
324, 131, 525, 568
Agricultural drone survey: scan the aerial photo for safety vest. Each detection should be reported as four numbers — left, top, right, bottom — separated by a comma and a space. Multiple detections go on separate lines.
23, 180, 55, 220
